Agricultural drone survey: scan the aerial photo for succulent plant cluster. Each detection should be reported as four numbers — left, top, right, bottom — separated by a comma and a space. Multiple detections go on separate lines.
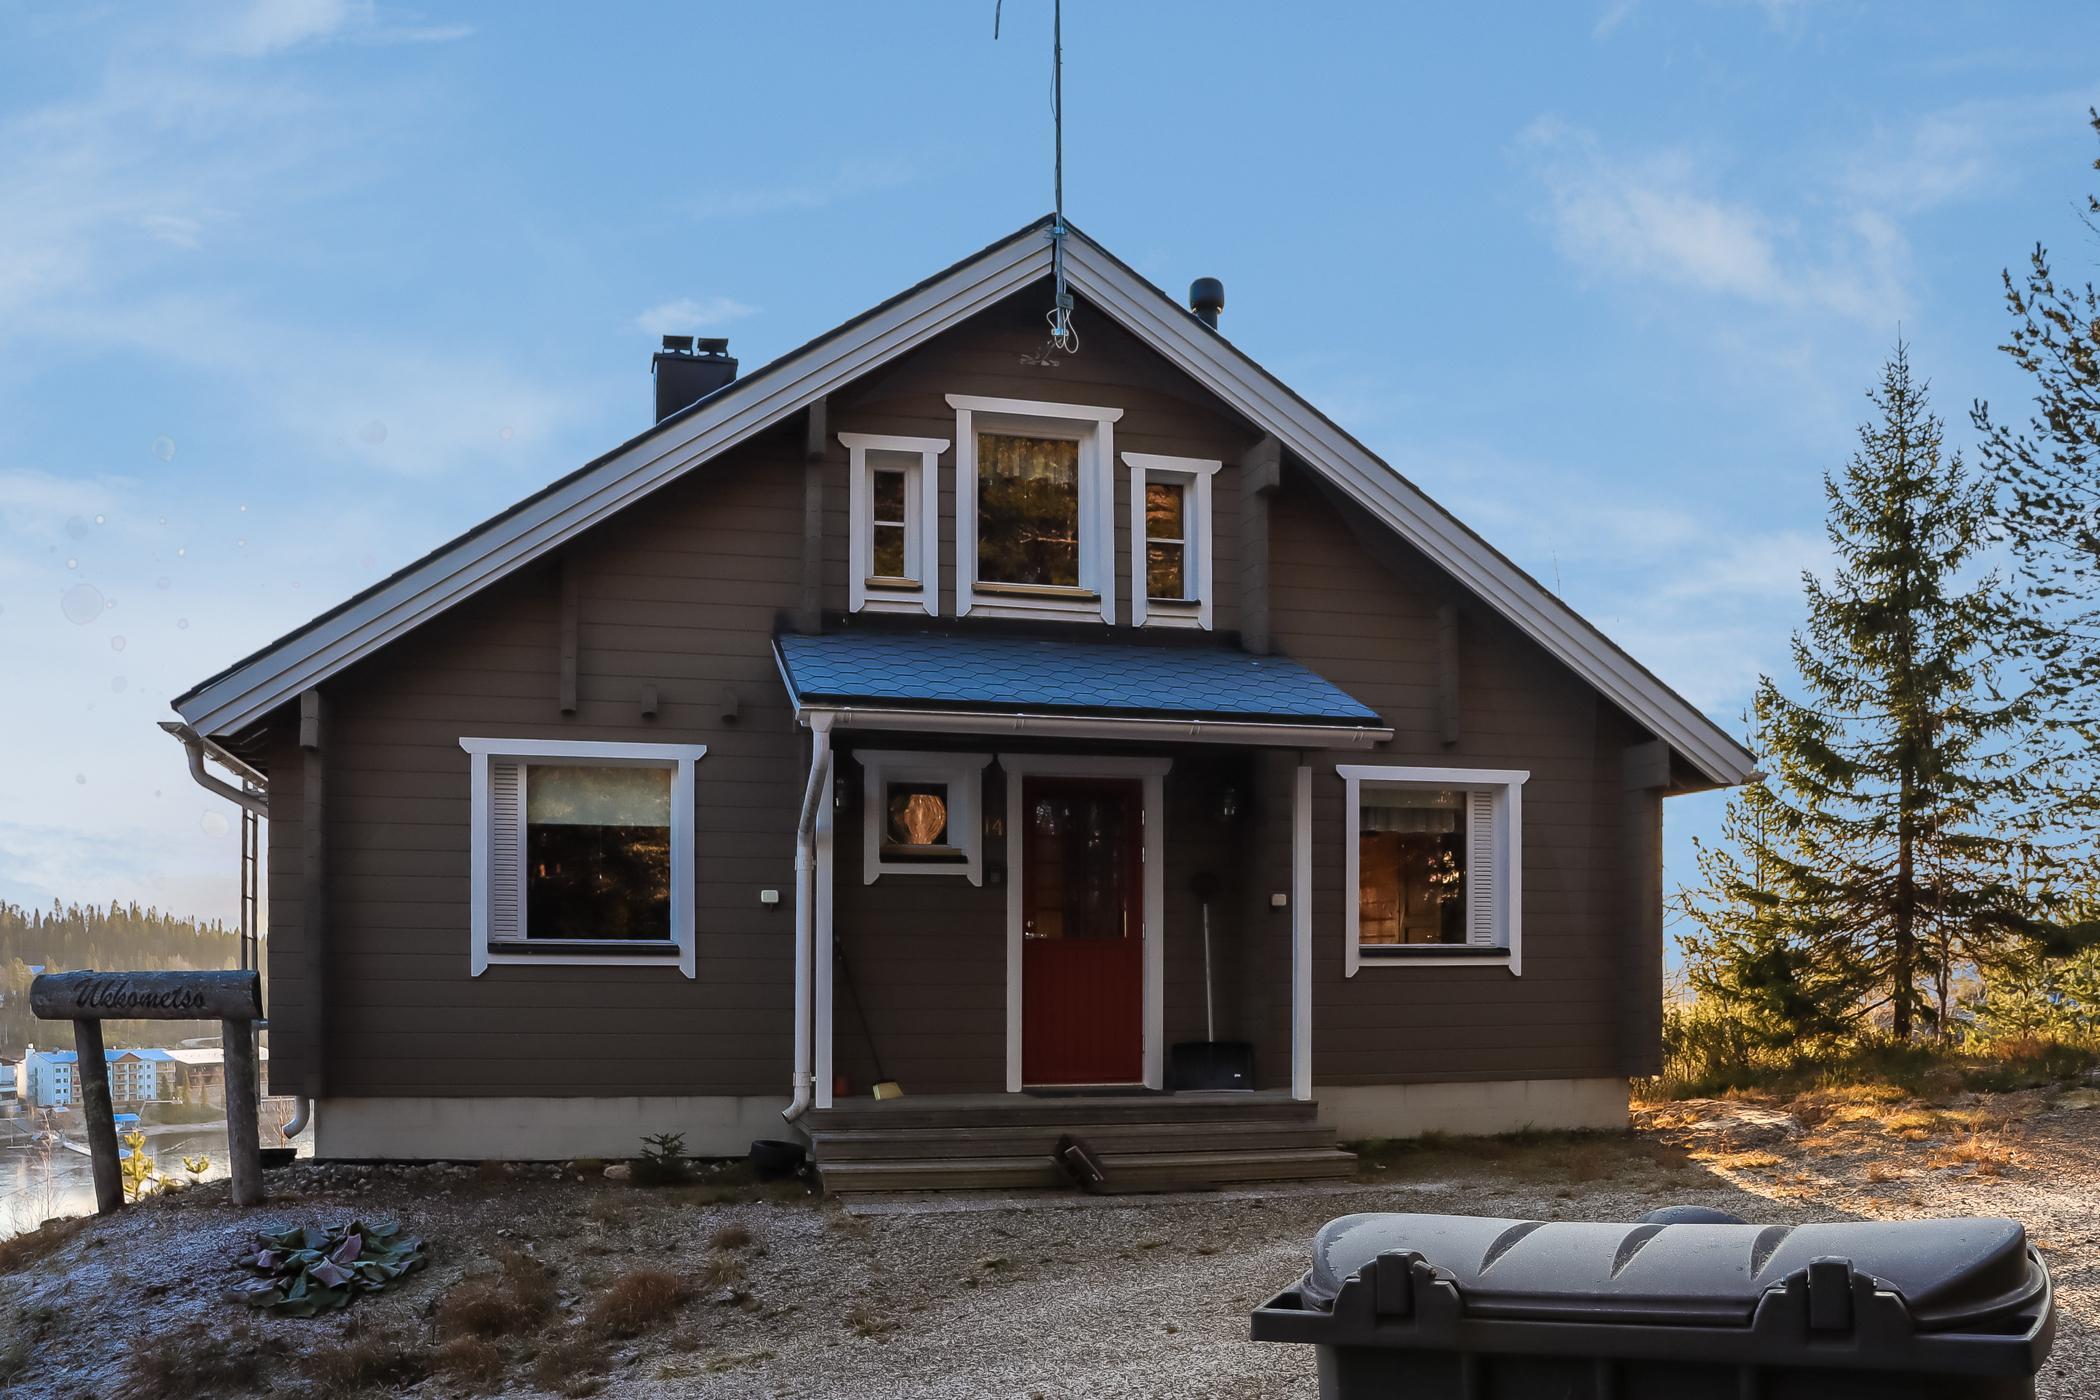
237, 1219, 427, 1317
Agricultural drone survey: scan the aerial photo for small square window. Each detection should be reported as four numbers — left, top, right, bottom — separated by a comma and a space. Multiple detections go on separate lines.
858, 750, 991, 883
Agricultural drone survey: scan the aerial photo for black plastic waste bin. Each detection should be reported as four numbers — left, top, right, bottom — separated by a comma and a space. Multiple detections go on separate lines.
1251, 1211, 2055, 1399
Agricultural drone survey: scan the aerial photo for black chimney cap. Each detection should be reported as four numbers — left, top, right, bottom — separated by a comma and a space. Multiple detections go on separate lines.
661, 334, 695, 353
1189, 277, 1225, 329
695, 337, 730, 356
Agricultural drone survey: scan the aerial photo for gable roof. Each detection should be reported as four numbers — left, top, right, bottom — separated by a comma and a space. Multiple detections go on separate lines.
172, 216, 1755, 786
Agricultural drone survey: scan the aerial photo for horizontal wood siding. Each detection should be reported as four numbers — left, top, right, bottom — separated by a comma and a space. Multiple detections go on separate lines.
830, 753, 1008, 1095
263, 722, 311, 1093
1268, 477, 1643, 1086
310, 432, 807, 1099
271, 279, 1662, 1108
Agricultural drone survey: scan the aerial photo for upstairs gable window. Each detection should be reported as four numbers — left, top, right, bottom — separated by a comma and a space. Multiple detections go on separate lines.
977, 432, 1082, 588
842, 432, 945, 616
1126, 452, 1221, 629
949, 395, 1121, 623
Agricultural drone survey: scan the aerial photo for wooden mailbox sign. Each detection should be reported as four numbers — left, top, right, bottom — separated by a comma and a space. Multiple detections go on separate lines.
30, 969, 267, 1215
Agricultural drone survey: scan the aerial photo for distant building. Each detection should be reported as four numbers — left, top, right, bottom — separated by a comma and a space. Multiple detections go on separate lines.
163, 1046, 270, 1107
107, 1049, 176, 1106
22, 1046, 76, 1109
20, 1046, 199, 1108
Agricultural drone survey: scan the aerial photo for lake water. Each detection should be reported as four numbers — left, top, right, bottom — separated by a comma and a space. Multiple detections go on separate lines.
2, 1127, 238, 1236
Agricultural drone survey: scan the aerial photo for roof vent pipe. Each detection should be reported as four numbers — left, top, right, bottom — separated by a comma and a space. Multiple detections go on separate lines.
1189, 277, 1225, 329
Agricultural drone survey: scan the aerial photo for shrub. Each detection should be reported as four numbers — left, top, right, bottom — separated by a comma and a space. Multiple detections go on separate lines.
630, 1131, 691, 1187
434, 1335, 508, 1389
0, 1214, 87, 1274
709, 1222, 753, 1252
587, 1267, 692, 1338
124, 1321, 279, 1399
437, 1246, 557, 1339
531, 1330, 610, 1398
302, 1329, 430, 1396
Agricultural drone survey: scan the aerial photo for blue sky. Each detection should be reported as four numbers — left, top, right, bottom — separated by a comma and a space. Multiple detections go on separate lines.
0, 1, 2095, 937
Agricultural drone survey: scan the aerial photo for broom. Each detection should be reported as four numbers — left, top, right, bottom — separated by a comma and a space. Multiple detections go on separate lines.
835, 935, 902, 1099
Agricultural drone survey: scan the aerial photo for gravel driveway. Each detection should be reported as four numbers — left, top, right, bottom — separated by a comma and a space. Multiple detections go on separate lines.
3, 1097, 2092, 1398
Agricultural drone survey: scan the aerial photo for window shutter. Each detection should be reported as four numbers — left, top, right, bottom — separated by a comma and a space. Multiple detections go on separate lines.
489, 760, 525, 942
1466, 786, 1499, 947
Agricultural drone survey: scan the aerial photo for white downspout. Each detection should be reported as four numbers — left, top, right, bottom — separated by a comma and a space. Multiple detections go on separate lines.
161, 721, 309, 1137
782, 716, 833, 1123
161, 721, 269, 818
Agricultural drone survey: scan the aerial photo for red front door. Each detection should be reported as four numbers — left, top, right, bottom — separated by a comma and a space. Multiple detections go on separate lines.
1021, 777, 1144, 1086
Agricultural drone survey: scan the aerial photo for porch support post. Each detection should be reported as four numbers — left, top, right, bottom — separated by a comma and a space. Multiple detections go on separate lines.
1620, 740, 1671, 1078
1290, 762, 1313, 1102
813, 769, 836, 1108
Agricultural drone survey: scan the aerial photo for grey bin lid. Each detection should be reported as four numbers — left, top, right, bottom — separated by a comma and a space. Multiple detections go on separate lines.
1303, 1213, 2040, 1331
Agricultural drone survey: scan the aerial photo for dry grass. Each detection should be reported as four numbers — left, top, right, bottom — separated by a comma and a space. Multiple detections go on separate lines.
586, 1266, 693, 1338
301, 1327, 430, 1397
0, 1213, 87, 1274
436, 1245, 557, 1339
847, 1302, 899, 1340
1929, 1131, 2021, 1177
697, 1253, 747, 1291
1699, 1149, 1783, 1171
709, 1221, 754, 1251
433, 1335, 509, 1388
121, 1321, 281, 1400
531, 1330, 611, 1398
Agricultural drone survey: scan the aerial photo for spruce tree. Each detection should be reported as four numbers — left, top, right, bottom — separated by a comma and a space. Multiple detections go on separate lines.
1690, 344, 2043, 1043
1972, 107, 2100, 857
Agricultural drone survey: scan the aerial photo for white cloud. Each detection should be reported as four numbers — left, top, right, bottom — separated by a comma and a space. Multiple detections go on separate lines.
203, 0, 473, 58
1519, 116, 1906, 325
1593, 0, 1639, 39
633, 296, 761, 337
690, 158, 918, 221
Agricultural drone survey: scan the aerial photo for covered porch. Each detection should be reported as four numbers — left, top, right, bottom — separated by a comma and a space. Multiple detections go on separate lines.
773, 628, 1390, 1188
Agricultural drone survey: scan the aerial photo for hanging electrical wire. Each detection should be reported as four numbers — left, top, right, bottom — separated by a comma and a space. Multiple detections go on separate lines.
996, 0, 1079, 364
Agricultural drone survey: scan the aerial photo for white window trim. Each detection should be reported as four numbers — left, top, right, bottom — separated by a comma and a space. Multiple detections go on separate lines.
1125, 452, 1221, 630
947, 393, 1122, 623
460, 737, 708, 977
999, 753, 1170, 1092
855, 748, 991, 884
1336, 763, 1527, 977
841, 432, 945, 616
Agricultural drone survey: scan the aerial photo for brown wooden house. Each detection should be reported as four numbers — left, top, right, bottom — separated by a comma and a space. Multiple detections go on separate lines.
166, 218, 1753, 1188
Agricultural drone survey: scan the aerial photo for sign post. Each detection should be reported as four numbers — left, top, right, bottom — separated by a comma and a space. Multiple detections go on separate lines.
30, 970, 267, 1213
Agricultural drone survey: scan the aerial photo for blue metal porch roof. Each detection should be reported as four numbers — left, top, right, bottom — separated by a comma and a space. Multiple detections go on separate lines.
775, 630, 1382, 726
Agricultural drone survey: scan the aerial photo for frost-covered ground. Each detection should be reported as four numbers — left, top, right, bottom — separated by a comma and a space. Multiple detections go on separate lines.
3, 1093, 2092, 1398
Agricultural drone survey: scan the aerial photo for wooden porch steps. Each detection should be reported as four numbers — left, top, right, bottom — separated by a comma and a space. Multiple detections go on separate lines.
805, 1094, 1357, 1195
